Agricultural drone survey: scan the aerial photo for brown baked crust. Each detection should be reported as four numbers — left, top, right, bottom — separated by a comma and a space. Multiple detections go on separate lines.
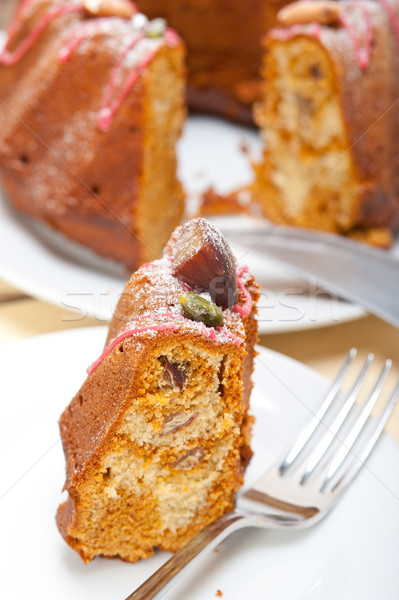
0, 0, 186, 269
57, 225, 260, 562
137, 0, 289, 123
252, 0, 399, 243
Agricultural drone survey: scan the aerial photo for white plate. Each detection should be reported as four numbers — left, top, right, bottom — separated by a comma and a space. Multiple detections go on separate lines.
0, 115, 368, 331
1, 326, 398, 599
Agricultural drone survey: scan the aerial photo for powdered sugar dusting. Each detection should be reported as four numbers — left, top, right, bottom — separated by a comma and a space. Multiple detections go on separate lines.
270, 0, 399, 72
1, 1, 178, 129
89, 252, 252, 373
0, 3, 83, 66
270, 22, 322, 42
87, 322, 178, 374
234, 265, 253, 318
173, 217, 232, 269
338, 1, 373, 70
379, 0, 399, 47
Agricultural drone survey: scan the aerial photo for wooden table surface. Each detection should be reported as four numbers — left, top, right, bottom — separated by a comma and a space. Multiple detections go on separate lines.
1, 277, 398, 445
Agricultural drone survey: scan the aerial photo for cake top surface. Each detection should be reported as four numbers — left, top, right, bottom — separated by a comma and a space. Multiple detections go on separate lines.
92, 218, 258, 374
270, 0, 399, 73
0, 0, 181, 131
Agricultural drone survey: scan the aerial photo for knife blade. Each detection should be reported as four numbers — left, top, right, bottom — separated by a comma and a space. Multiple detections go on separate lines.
222, 224, 399, 328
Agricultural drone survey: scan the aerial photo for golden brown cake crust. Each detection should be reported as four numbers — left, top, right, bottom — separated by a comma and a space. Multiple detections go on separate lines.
0, 0, 186, 269
253, 0, 399, 242
57, 223, 260, 563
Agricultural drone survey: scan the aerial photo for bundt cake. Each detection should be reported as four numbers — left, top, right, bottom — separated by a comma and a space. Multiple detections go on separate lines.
56, 217, 260, 563
0, 0, 186, 269
136, 0, 289, 123
252, 0, 399, 246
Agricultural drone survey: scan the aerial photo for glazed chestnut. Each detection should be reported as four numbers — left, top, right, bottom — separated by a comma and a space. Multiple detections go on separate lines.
171, 218, 238, 308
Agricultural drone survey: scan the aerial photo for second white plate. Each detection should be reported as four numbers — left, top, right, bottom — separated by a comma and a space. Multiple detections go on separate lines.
0, 115, 366, 331
0, 327, 398, 599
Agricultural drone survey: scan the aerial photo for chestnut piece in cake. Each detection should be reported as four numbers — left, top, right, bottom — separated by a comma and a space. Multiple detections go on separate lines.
252, 0, 399, 247
171, 217, 238, 308
0, 0, 185, 269
57, 218, 260, 563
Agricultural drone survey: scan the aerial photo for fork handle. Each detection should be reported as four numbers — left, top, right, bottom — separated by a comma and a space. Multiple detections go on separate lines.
125, 509, 296, 600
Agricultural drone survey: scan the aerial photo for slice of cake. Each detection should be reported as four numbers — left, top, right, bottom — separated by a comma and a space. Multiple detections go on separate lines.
252, 0, 399, 246
56, 218, 260, 563
0, 0, 186, 269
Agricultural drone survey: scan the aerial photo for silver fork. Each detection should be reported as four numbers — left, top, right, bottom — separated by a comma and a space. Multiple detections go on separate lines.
126, 349, 399, 600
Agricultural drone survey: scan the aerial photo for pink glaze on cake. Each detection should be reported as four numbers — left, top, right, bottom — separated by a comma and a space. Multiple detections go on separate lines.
1, 0, 178, 131
87, 322, 178, 374
234, 265, 253, 318
88, 308, 245, 375
215, 327, 243, 347
58, 17, 109, 62
0, 3, 83, 66
338, 2, 373, 70
270, 0, 399, 72
379, 0, 399, 47
97, 40, 155, 131
199, 322, 218, 341
269, 22, 321, 42
164, 27, 180, 47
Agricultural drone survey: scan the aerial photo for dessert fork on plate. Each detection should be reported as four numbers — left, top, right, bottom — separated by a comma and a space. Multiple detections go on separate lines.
126, 348, 399, 600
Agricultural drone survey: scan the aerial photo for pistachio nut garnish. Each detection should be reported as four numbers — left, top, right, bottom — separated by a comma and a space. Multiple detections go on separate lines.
180, 292, 223, 327
147, 18, 166, 38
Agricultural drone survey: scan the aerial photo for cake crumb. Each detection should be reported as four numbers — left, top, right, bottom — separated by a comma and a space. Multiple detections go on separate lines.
213, 547, 219, 554
198, 187, 256, 217
216, 591, 223, 598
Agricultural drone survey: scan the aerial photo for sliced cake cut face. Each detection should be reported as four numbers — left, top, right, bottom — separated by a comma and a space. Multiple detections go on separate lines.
0, 0, 186, 269
57, 218, 260, 563
253, 0, 399, 247
59, 337, 245, 562
255, 34, 360, 230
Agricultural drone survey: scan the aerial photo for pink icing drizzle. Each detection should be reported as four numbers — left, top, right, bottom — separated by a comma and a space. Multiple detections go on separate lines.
140, 262, 160, 268
4, 0, 38, 41
97, 37, 155, 132
164, 27, 180, 47
199, 322, 218, 341
378, 0, 399, 48
0, 0, 176, 131
215, 327, 242, 347
338, 2, 373, 70
87, 309, 244, 374
234, 265, 253, 318
270, 22, 321, 42
87, 322, 178, 374
269, 1, 376, 71
58, 18, 107, 63
0, 3, 83, 66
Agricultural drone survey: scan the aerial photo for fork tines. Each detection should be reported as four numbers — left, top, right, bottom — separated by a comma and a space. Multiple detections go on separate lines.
280, 348, 399, 495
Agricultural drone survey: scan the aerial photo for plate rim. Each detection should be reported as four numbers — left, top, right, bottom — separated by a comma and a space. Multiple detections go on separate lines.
0, 325, 398, 600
